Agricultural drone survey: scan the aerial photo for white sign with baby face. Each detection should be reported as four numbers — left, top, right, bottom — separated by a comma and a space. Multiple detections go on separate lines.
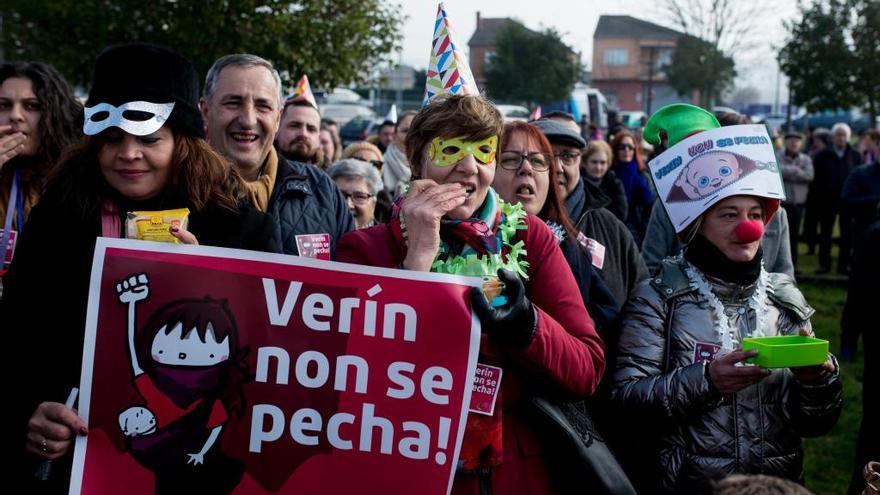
647, 124, 785, 233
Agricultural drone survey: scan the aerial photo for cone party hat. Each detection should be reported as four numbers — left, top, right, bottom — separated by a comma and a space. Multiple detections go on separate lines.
385, 103, 398, 123
422, 3, 479, 106
287, 74, 317, 108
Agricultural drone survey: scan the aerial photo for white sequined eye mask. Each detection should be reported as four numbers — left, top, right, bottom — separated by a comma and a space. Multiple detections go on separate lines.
83, 101, 175, 136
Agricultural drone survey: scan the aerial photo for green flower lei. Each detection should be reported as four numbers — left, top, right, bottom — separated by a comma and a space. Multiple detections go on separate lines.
430, 198, 530, 279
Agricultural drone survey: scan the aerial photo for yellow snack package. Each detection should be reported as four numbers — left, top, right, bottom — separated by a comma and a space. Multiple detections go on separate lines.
125, 208, 190, 243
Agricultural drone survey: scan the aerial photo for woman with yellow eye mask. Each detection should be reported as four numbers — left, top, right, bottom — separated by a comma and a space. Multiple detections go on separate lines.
337, 94, 606, 494
428, 135, 498, 167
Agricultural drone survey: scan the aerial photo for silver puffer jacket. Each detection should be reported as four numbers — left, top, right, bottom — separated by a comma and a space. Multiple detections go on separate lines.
611, 257, 842, 494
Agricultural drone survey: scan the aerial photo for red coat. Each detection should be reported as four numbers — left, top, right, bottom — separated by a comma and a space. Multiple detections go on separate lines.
337, 214, 605, 494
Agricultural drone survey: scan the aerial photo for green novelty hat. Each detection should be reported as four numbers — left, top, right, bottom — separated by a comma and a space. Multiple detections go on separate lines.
643, 103, 720, 147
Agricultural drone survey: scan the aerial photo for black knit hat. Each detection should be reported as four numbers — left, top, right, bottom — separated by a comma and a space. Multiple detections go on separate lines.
84, 43, 204, 138
532, 118, 586, 149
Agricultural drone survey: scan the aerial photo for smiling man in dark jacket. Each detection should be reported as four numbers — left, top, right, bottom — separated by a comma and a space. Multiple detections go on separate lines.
201, 54, 354, 258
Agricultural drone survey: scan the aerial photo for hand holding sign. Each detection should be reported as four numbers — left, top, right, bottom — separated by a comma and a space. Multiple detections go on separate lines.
471, 269, 536, 349
26, 399, 87, 461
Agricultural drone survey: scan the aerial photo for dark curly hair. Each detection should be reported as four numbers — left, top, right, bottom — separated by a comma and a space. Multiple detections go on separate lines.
0, 61, 83, 167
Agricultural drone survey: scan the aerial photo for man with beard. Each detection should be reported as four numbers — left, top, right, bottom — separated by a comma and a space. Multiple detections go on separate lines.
276, 98, 322, 165
200, 54, 353, 257
534, 117, 648, 308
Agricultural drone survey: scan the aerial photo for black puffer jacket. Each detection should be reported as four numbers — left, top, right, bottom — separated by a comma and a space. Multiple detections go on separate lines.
267, 158, 354, 257
611, 257, 842, 494
566, 178, 648, 309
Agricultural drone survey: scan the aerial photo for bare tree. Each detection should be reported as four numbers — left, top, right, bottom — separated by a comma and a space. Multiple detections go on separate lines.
657, 0, 764, 107
660, 0, 764, 54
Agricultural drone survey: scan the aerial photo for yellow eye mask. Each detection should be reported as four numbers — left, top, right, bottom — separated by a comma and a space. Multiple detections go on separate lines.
428, 135, 498, 167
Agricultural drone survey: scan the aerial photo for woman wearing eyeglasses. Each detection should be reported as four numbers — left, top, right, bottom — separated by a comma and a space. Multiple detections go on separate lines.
611, 131, 654, 245
327, 158, 379, 229
492, 121, 618, 337
337, 95, 605, 494
341, 141, 392, 223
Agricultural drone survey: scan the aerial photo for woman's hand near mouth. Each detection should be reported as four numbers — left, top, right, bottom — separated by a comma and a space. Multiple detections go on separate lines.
401, 179, 467, 272
0, 124, 27, 168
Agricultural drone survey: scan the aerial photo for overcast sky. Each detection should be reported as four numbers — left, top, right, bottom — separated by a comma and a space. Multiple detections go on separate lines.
396, 0, 802, 105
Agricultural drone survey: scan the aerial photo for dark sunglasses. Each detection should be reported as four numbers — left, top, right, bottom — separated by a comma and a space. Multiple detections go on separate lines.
616, 144, 635, 151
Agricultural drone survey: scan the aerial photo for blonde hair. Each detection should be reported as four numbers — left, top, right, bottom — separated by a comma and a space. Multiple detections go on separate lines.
342, 141, 383, 162
584, 140, 613, 163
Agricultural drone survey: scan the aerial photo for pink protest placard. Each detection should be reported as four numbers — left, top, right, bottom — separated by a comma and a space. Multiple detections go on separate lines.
468, 364, 502, 416
3, 229, 16, 264
71, 238, 480, 495
294, 233, 331, 260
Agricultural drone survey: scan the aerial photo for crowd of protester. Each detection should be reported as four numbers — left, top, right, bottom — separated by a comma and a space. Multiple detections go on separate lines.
0, 41, 876, 495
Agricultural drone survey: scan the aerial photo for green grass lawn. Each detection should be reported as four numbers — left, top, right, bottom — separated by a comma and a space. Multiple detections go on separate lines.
800, 280, 862, 495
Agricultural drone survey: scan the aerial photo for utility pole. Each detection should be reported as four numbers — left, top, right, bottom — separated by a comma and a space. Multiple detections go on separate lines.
774, 66, 781, 116
785, 84, 793, 133
645, 46, 657, 115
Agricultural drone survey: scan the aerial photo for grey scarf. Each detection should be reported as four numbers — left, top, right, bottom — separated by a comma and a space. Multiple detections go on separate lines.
382, 143, 411, 199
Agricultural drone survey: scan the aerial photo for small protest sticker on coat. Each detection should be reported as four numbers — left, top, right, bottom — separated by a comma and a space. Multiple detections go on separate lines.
469, 363, 502, 416
693, 341, 722, 363
3, 230, 17, 265
577, 233, 606, 270
295, 233, 330, 260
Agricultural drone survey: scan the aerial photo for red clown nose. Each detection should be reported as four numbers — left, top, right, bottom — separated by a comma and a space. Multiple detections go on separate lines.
735, 220, 764, 243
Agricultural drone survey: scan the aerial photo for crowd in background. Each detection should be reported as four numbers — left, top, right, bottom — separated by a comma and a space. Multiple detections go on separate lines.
0, 42, 876, 495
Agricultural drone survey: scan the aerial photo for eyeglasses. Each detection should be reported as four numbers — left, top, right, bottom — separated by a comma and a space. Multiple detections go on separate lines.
616, 144, 635, 151
553, 151, 581, 166
499, 151, 551, 171
341, 191, 375, 205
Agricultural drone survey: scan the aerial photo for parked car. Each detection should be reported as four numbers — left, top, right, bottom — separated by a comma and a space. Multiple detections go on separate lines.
319, 104, 376, 127
543, 83, 610, 131
496, 104, 531, 122
620, 110, 647, 129
340, 116, 383, 146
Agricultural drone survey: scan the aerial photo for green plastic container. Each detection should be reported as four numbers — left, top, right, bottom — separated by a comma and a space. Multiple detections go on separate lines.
741, 336, 828, 368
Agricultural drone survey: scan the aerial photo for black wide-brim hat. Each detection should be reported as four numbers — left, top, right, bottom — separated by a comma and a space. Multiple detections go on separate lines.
84, 43, 204, 139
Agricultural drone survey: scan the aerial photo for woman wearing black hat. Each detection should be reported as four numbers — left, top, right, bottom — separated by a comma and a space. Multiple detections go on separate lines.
2, 43, 279, 493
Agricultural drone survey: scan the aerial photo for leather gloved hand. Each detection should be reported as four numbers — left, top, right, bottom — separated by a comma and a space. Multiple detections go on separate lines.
470, 269, 537, 349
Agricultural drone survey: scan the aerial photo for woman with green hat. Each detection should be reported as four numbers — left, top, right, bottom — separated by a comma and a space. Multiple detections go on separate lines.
610, 104, 842, 494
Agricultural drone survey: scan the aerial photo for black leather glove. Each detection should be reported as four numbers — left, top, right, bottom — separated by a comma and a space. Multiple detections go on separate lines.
470, 269, 537, 349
